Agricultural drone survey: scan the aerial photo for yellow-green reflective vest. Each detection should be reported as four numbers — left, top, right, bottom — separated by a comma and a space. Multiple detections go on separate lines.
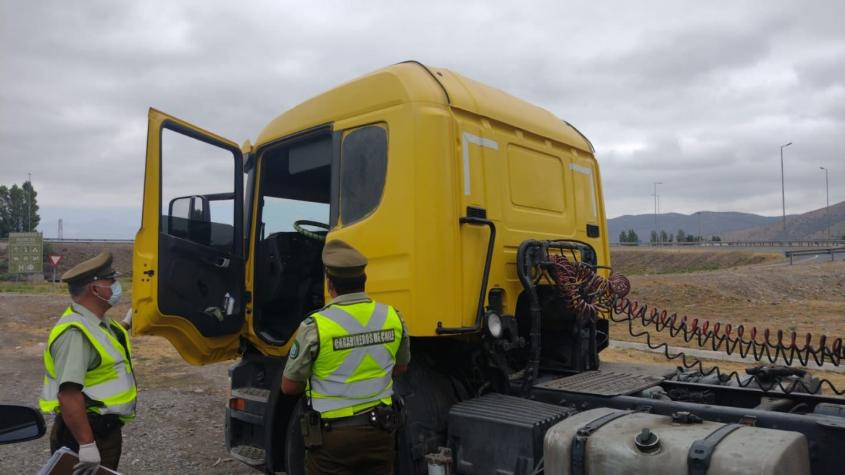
309, 300, 402, 419
39, 306, 137, 422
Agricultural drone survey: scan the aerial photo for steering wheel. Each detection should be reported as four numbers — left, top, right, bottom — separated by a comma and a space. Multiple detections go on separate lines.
293, 220, 330, 241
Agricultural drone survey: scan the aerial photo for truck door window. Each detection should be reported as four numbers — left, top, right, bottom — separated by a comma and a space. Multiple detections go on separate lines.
340, 125, 387, 225
161, 129, 236, 254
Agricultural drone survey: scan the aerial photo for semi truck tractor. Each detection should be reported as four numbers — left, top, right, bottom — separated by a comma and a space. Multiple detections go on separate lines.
133, 61, 845, 474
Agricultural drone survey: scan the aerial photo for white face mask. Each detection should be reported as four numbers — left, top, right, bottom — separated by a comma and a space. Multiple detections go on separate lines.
94, 281, 122, 306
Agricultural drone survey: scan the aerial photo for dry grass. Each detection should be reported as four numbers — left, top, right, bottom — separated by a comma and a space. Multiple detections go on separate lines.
611, 247, 782, 275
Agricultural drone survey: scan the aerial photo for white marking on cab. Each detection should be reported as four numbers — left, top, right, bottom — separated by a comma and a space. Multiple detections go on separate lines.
462, 132, 499, 196
569, 163, 598, 218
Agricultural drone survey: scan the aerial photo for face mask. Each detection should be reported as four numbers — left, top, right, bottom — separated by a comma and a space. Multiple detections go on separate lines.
94, 281, 122, 306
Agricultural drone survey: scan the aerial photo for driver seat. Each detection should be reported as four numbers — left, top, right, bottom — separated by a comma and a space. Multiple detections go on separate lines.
260, 234, 285, 306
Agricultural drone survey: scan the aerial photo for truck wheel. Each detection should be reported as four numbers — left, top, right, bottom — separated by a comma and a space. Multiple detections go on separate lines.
284, 401, 306, 475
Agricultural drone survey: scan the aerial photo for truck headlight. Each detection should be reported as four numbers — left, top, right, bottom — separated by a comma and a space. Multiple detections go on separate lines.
485, 312, 503, 338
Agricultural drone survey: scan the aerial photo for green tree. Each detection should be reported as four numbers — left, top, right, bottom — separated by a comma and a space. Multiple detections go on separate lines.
659, 230, 669, 243
618, 230, 627, 243
676, 229, 686, 243
0, 185, 10, 237
0, 181, 40, 236
8, 185, 24, 233
626, 229, 639, 243
21, 181, 40, 232
650, 230, 658, 243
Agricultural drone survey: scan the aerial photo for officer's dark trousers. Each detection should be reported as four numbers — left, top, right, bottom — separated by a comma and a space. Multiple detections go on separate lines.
306, 425, 395, 475
50, 413, 123, 470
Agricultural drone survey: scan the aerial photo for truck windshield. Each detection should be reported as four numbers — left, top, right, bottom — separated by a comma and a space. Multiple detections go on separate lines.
261, 197, 328, 235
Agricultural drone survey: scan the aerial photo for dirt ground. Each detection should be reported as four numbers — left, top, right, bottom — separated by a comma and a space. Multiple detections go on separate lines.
612, 255, 845, 349
0, 247, 843, 473
610, 246, 783, 275
0, 291, 253, 474
608, 248, 845, 391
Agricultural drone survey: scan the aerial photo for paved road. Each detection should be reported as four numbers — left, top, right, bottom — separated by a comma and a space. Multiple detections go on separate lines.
788, 250, 845, 264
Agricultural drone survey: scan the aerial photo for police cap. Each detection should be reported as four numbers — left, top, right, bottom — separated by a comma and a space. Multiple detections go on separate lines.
322, 240, 367, 278
61, 251, 119, 284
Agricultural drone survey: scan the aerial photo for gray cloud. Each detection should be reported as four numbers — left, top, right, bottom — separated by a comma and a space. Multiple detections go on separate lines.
1, 0, 844, 238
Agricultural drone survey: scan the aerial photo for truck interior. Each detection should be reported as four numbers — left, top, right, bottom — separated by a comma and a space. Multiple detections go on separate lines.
251, 130, 333, 345
251, 123, 389, 345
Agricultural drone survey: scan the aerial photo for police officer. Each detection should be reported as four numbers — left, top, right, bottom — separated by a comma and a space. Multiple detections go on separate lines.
39, 251, 136, 474
281, 240, 410, 474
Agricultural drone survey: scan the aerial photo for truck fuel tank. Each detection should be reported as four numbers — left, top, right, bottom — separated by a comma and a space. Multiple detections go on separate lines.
543, 407, 810, 475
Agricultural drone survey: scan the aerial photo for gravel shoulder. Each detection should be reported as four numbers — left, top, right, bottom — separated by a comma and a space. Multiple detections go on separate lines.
0, 293, 256, 474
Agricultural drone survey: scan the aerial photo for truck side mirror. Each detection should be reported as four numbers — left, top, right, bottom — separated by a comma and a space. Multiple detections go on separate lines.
0, 405, 46, 445
168, 195, 212, 245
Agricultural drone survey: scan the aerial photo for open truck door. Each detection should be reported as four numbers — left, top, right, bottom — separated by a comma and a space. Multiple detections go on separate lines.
132, 108, 245, 365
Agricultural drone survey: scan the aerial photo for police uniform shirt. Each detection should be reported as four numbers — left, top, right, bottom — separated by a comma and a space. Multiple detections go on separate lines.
283, 292, 411, 383
50, 303, 119, 388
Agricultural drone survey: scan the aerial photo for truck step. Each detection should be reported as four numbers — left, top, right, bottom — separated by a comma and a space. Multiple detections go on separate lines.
229, 444, 266, 466
231, 386, 271, 403
536, 369, 663, 396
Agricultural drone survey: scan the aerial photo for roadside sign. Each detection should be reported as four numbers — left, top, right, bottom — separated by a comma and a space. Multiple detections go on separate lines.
8, 232, 43, 274
47, 253, 64, 283
48, 254, 64, 267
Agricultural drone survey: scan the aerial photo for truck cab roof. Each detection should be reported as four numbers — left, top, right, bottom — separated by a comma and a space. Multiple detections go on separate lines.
256, 61, 593, 154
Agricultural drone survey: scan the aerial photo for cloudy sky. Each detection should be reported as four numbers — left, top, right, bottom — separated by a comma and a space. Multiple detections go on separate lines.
1, 0, 843, 238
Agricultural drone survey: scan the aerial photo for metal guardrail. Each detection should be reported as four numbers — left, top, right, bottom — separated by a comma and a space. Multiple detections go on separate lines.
785, 247, 845, 265
703, 240, 845, 248
612, 240, 845, 248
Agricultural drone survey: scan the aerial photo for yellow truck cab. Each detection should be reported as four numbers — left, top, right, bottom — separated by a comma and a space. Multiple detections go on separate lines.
133, 61, 610, 473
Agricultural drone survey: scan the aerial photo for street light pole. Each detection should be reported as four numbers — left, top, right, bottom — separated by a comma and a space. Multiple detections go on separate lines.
820, 166, 830, 240
698, 211, 702, 242
653, 181, 662, 245
27, 172, 32, 232
780, 142, 792, 235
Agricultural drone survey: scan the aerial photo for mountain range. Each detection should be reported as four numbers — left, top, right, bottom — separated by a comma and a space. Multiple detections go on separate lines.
31, 201, 845, 243
608, 200, 845, 243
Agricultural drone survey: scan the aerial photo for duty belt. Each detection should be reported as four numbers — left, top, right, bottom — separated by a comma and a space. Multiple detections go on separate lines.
322, 410, 377, 430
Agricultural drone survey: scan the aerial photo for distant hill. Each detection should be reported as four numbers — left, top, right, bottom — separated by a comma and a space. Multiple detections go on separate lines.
608, 211, 778, 243
722, 200, 845, 241
609, 201, 845, 243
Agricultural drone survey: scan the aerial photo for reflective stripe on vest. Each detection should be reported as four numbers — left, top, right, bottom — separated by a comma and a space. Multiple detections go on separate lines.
39, 307, 137, 420
309, 302, 402, 417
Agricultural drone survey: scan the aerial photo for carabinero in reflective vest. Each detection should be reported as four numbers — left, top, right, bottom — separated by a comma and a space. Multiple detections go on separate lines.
40, 306, 137, 420
309, 300, 404, 418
